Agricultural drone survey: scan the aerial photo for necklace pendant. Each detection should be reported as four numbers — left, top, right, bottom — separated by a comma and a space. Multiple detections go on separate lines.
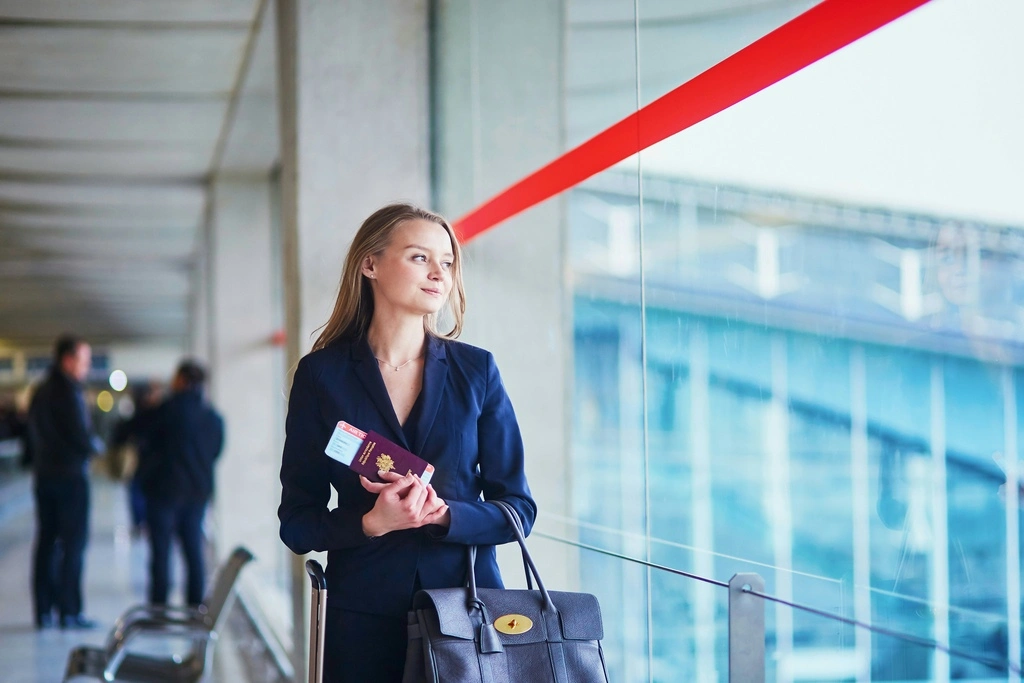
375, 354, 421, 372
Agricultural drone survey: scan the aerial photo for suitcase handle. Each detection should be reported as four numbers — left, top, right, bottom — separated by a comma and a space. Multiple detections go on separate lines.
306, 559, 327, 590
305, 560, 327, 683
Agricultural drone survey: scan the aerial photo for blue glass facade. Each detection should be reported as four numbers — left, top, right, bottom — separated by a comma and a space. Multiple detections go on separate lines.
431, 1, 1024, 678
571, 178, 1023, 681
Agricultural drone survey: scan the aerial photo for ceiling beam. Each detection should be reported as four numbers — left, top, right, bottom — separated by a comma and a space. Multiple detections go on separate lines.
0, 0, 259, 24
0, 18, 251, 30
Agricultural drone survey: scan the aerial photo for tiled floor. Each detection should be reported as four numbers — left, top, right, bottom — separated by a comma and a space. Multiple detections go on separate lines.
0, 470, 256, 682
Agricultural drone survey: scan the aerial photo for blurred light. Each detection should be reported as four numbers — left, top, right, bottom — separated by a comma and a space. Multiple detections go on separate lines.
109, 369, 128, 392
97, 391, 114, 413
118, 396, 136, 419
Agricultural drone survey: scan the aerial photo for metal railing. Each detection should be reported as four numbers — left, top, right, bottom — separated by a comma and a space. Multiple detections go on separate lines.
534, 531, 1023, 682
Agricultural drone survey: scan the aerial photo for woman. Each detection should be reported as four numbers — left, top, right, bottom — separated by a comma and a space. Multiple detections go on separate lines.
278, 203, 536, 682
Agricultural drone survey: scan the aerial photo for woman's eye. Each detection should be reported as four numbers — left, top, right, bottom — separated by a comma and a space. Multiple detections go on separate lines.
413, 254, 427, 262
442, 262, 452, 269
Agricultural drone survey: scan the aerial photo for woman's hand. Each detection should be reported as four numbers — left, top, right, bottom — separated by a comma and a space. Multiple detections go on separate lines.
359, 471, 449, 537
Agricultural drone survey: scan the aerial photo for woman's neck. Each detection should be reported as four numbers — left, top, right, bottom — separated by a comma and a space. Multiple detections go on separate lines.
366, 313, 427, 366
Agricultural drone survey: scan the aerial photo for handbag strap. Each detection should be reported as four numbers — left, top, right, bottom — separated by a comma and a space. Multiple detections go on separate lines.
465, 507, 533, 591
488, 502, 573, 680
498, 501, 534, 590
463, 502, 526, 583
463, 501, 566, 663
464, 501, 555, 613
487, 500, 554, 612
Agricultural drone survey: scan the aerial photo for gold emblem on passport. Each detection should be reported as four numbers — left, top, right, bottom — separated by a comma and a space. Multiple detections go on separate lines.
376, 454, 395, 473
494, 614, 533, 635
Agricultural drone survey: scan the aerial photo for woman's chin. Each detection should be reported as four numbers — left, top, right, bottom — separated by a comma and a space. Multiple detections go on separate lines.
415, 299, 447, 316
404, 303, 444, 318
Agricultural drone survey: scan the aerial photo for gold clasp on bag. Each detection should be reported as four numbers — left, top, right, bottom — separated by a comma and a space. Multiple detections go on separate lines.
494, 614, 533, 635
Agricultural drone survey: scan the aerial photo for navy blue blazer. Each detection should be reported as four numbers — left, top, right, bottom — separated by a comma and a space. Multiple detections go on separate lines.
278, 335, 536, 617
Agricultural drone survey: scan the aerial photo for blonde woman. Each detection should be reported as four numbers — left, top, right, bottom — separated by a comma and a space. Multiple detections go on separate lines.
278, 203, 536, 682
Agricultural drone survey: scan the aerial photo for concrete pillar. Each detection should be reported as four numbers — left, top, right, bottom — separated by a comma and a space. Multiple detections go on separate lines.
433, 0, 576, 591
189, 207, 211, 362
206, 176, 287, 628
276, 0, 430, 366
275, 1, 431, 677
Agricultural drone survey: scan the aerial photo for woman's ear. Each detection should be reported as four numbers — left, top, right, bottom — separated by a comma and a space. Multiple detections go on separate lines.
361, 255, 376, 280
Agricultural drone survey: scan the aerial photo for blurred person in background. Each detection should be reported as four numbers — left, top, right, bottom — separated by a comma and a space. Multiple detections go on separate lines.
27, 334, 102, 629
111, 381, 165, 537
0, 397, 29, 469
140, 360, 224, 606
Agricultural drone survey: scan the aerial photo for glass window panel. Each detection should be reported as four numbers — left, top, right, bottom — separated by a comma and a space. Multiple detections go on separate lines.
432, 0, 567, 214
944, 358, 1007, 669
566, 0, 641, 147
570, 530, 652, 681
572, 166, 647, 679
629, 0, 1024, 679
636, 0, 818, 108
438, 0, 1024, 677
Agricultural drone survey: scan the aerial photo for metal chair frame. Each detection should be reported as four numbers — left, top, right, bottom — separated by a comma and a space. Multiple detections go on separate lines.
63, 546, 254, 682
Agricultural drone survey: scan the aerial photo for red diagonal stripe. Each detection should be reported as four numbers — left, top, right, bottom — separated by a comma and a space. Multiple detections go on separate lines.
455, 0, 931, 242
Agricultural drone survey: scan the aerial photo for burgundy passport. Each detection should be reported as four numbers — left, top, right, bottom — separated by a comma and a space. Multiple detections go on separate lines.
349, 430, 435, 485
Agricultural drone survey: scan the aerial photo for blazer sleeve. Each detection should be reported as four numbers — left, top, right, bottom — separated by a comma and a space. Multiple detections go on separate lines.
278, 357, 372, 555
439, 352, 537, 546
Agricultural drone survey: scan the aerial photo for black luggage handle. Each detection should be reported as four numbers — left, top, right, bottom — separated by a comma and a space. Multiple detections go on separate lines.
305, 559, 327, 683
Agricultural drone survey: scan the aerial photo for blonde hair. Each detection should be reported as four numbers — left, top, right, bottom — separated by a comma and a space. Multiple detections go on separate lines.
311, 203, 466, 352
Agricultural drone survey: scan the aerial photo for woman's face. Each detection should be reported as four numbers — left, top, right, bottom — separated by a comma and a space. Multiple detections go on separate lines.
363, 218, 454, 319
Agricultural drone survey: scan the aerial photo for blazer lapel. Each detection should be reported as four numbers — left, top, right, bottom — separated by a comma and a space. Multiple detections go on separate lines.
412, 335, 448, 456
350, 338, 408, 448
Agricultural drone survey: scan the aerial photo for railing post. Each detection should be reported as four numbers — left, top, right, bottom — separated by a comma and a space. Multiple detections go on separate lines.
729, 573, 766, 683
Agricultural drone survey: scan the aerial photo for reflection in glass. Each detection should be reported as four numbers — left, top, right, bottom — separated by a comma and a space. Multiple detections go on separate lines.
572, 167, 1023, 677
425, 0, 1024, 677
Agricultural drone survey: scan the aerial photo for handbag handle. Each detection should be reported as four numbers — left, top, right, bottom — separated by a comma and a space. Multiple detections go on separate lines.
499, 501, 533, 591
466, 500, 554, 614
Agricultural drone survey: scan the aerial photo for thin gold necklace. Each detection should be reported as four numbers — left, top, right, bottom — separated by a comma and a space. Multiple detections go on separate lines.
375, 354, 423, 372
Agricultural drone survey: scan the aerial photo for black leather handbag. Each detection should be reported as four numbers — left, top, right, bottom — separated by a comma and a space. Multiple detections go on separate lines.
402, 500, 609, 683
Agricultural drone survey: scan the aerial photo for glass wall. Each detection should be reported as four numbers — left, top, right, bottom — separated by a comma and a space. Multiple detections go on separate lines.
434, 0, 1024, 680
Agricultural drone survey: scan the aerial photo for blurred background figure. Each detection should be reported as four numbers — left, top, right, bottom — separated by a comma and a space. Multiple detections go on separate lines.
0, 396, 29, 471
111, 381, 166, 538
140, 360, 224, 606
27, 334, 102, 630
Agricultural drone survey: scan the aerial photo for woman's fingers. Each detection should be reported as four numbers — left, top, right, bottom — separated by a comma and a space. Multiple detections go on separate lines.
421, 504, 450, 526
421, 485, 444, 516
365, 473, 445, 534
422, 484, 438, 507
359, 475, 388, 493
400, 475, 428, 513
377, 471, 417, 498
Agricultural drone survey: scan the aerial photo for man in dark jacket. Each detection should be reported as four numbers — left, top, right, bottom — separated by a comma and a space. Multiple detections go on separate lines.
28, 334, 101, 629
140, 360, 224, 606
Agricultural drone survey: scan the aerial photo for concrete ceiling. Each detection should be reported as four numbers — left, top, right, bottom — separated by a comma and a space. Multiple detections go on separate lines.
0, 0, 275, 347
0, 0, 810, 348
